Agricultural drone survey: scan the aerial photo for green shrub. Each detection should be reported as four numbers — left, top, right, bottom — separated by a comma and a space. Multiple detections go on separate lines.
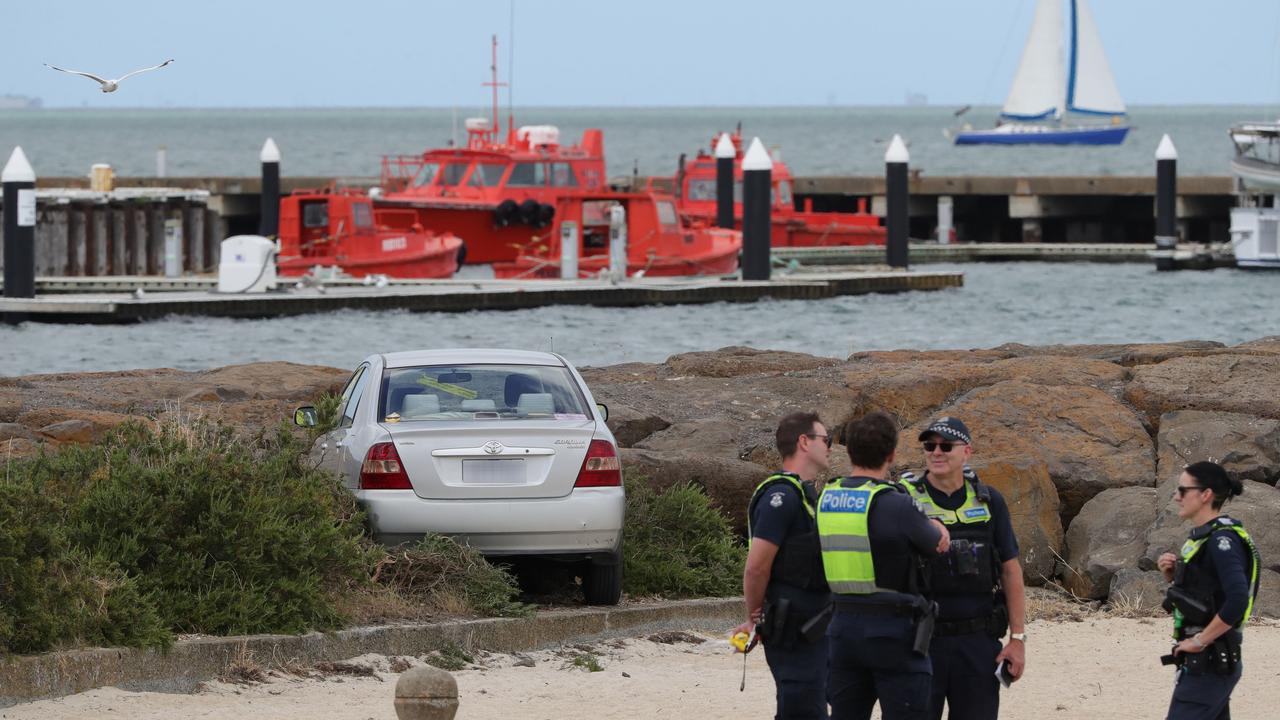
311, 392, 342, 436
622, 478, 746, 598
1, 417, 372, 651
373, 534, 531, 618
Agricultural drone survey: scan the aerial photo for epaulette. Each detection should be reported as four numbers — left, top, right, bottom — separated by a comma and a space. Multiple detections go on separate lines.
964, 465, 993, 503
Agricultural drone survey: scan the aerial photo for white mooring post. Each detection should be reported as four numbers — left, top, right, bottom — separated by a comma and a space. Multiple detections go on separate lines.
608, 204, 627, 281
1154, 134, 1178, 271
259, 138, 281, 238
715, 132, 735, 229
559, 219, 579, 280
884, 134, 910, 269
3, 146, 37, 324
741, 137, 772, 281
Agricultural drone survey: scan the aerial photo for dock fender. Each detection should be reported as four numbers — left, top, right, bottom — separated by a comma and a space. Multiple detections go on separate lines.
519, 198, 541, 226
456, 241, 467, 266
494, 199, 520, 228
535, 202, 556, 229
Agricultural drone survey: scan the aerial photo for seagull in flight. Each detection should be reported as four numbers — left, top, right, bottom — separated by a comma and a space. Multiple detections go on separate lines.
43, 59, 174, 93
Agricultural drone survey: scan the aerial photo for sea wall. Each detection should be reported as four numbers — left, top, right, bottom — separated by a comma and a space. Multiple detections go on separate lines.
2, 339, 1277, 615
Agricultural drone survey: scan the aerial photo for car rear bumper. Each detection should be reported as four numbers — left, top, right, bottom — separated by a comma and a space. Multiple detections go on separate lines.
358, 486, 625, 557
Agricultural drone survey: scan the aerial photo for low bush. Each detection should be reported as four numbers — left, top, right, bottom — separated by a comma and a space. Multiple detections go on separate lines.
372, 534, 531, 618
621, 478, 746, 598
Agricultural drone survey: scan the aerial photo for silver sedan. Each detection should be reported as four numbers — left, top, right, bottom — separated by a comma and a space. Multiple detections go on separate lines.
296, 348, 624, 605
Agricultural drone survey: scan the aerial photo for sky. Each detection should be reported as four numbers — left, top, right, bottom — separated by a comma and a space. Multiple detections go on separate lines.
4, 0, 1280, 108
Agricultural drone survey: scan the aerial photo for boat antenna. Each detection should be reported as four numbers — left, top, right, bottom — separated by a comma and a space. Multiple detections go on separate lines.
508, 0, 516, 145
483, 34, 507, 143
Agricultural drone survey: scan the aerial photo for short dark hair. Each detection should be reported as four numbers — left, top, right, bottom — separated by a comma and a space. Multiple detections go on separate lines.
845, 411, 898, 468
776, 411, 822, 459
1184, 460, 1244, 509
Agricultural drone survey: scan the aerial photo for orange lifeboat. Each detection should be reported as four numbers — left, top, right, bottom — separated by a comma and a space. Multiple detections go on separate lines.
277, 188, 463, 279
491, 191, 741, 279
666, 131, 886, 247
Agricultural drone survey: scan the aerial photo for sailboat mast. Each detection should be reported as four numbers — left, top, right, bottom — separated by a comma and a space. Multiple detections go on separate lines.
1064, 0, 1077, 120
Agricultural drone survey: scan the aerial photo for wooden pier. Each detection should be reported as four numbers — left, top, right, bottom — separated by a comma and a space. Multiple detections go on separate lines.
773, 242, 1153, 266
0, 270, 962, 323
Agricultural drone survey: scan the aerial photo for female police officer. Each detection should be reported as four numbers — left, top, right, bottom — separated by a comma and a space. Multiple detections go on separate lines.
1157, 461, 1261, 720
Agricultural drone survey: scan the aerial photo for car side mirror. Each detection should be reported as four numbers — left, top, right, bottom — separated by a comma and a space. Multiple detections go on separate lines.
596, 403, 609, 422
294, 406, 319, 427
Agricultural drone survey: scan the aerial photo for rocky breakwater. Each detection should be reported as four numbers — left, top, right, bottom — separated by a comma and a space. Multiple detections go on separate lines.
2, 339, 1278, 615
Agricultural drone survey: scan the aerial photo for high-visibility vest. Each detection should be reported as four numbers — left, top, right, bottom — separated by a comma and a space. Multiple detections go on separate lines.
816, 477, 899, 595
1176, 516, 1261, 627
747, 472, 828, 592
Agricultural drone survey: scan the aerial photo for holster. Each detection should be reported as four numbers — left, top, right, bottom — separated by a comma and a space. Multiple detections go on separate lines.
1163, 586, 1214, 628
758, 598, 792, 648
987, 601, 1010, 639
911, 599, 938, 656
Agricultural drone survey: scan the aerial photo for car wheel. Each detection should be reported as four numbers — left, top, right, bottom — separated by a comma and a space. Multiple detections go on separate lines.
582, 552, 622, 606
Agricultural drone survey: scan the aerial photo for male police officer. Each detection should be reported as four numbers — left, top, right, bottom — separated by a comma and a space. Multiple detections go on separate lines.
901, 417, 1026, 720
817, 411, 949, 720
736, 411, 834, 719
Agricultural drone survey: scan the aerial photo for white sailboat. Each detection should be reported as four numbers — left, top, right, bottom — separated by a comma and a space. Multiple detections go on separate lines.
954, 0, 1129, 146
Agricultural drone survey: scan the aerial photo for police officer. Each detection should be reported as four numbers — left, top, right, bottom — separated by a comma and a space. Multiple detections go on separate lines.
1158, 461, 1261, 720
817, 411, 950, 720
900, 417, 1026, 720
736, 411, 834, 719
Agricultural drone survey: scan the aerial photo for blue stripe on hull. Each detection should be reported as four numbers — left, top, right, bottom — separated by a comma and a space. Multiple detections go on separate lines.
954, 126, 1129, 146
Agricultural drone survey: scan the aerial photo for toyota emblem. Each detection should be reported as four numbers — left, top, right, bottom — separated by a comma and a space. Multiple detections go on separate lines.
483, 441, 504, 455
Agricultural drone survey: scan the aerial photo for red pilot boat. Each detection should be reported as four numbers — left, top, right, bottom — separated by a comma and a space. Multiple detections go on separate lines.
666, 132, 886, 247
277, 188, 464, 279
491, 191, 741, 279
376, 37, 606, 265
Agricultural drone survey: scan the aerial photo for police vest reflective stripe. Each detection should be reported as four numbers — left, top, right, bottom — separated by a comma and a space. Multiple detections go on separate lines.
816, 479, 895, 595
904, 476, 991, 525
747, 473, 814, 550
1178, 517, 1261, 626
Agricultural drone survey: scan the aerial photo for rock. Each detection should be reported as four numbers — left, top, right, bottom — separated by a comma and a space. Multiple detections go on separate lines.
1256, 569, 1280, 619
1154, 410, 1280, 486
604, 403, 671, 448
24, 409, 134, 445
666, 346, 841, 378
1108, 569, 1168, 613
0, 390, 22, 423
196, 362, 347, 401
182, 385, 251, 403
1144, 478, 1280, 580
969, 460, 1064, 585
0, 423, 39, 442
986, 340, 1226, 366
634, 418, 743, 459
898, 380, 1154, 524
38, 420, 98, 444
0, 438, 42, 461
621, 448, 771, 532
1126, 354, 1280, 426
1063, 487, 1158, 599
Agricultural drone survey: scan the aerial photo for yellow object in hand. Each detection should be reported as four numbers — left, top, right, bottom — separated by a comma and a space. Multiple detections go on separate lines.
730, 631, 750, 653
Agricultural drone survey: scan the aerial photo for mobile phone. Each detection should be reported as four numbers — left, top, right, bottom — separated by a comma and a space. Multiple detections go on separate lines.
995, 660, 1015, 688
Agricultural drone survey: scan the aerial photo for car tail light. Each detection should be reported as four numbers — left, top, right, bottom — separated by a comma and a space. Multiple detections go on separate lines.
574, 439, 622, 487
360, 441, 412, 490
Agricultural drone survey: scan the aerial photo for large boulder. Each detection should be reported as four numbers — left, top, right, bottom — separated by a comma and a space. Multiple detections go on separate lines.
665, 346, 841, 378
620, 448, 771, 533
1063, 487, 1158, 599
969, 460, 1063, 585
898, 380, 1154, 524
1126, 354, 1280, 426
603, 402, 670, 448
1144, 478, 1280, 578
1256, 570, 1280, 618
1108, 569, 1169, 613
1154, 410, 1280, 486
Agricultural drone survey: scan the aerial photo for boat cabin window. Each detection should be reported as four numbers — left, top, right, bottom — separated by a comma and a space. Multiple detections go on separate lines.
413, 162, 441, 187
550, 163, 578, 187
656, 200, 678, 230
352, 202, 374, 229
507, 162, 547, 187
776, 180, 793, 208
439, 163, 470, 187
582, 200, 615, 251
472, 163, 507, 187
302, 202, 329, 228
686, 179, 742, 203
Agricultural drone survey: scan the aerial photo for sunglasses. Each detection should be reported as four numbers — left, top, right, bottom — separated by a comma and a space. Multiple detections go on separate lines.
1175, 485, 1208, 498
805, 433, 834, 449
923, 441, 966, 453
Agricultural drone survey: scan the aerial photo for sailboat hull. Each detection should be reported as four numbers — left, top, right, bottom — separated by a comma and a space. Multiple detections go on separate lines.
954, 125, 1129, 146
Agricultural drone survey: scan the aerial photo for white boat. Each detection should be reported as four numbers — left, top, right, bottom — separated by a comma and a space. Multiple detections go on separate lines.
1228, 123, 1280, 269
953, 0, 1129, 146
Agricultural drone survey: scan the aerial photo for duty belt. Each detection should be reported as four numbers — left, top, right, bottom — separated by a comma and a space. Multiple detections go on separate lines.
934, 616, 991, 637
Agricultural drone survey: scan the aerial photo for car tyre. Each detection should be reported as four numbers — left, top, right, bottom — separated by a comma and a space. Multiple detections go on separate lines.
582, 552, 623, 606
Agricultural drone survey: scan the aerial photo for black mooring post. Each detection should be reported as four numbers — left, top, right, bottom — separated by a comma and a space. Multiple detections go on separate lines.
3, 146, 36, 324
885, 134, 909, 269
741, 137, 772, 281
259, 138, 280, 238
1154, 134, 1178, 270
715, 132, 735, 230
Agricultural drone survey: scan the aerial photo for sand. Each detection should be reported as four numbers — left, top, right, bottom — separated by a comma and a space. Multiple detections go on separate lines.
3, 617, 1277, 720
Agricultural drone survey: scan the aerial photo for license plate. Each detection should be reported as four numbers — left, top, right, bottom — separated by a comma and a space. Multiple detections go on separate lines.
462, 458, 525, 484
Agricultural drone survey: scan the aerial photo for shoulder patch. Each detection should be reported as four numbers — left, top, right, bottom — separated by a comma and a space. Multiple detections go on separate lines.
769, 491, 786, 508
1217, 535, 1234, 552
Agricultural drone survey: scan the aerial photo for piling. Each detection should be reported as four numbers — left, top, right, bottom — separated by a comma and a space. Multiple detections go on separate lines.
3, 147, 37, 323
608, 204, 627, 281
559, 219, 579, 280
715, 132, 735, 229
259, 138, 280, 238
1154, 134, 1178, 271
937, 196, 954, 245
885, 134, 909, 269
741, 137, 772, 280
156, 146, 167, 178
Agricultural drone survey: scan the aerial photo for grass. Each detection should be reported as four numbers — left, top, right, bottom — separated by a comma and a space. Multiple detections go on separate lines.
569, 652, 603, 672
424, 643, 475, 671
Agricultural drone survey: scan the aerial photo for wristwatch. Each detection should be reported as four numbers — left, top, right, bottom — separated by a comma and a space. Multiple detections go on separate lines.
1010, 632, 1027, 642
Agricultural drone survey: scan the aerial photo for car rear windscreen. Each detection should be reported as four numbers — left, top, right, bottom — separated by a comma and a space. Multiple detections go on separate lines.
380, 364, 591, 422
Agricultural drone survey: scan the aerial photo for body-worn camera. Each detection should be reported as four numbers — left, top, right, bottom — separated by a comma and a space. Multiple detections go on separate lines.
951, 539, 979, 576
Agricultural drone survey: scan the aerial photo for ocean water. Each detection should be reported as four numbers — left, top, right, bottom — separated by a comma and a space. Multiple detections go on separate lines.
0, 105, 1266, 180
2, 263, 1277, 377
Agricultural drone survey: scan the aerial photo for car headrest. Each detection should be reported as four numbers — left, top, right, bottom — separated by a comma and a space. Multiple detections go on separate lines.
461, 398, 496, 411
504, 373, 544, 408
516, 393, 555, 416
401, 394, 440, 418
